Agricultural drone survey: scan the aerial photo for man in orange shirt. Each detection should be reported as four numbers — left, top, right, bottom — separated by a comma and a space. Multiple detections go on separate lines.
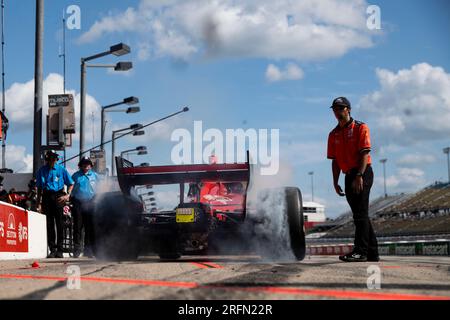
327, 97, 379, 262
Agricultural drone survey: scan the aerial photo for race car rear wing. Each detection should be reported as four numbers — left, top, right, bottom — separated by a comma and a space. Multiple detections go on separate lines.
115, 152, 251, 195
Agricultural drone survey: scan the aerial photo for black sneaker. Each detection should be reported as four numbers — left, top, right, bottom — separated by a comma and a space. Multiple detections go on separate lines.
73, 249, 82, 258
55, 251, 64, 258
83, 247, 94, 258
47, 251, 57, 258
367, 255, 380, 262
84, 252, 94, 258
339, 252, 368, 262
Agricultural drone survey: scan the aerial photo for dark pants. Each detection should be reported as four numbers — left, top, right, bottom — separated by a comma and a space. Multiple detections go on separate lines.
71, 197, 96, 253
42, 189, 65, 253
345, 165, 379, 256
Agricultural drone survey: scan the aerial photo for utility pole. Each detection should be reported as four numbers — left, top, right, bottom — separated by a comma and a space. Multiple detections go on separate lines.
380, 159, 387, 197
308, 171, 314, 202
1, 0, 6, 169
79, 58, 86, 161
444, 147, 450, 183
59, 9, 66, 94
33, 0, 44, 176
91, 111, 95, 144
59, 10, 66, 166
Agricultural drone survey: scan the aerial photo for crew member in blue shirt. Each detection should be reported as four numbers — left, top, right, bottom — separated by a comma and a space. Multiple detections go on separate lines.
36, 150, 74, 258
71, 156, 99, 258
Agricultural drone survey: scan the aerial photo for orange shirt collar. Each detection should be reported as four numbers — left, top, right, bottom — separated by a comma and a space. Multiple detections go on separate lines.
335, 117, 354, 131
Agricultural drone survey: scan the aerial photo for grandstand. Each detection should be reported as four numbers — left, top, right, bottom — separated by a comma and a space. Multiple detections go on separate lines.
307, 193, 410, 234
379, 182, 450, 217
315, 182, 450, 239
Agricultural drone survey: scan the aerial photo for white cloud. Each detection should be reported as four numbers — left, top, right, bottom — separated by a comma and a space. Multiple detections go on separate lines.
376, 167, 426, 193
3, 73, 101, 145
265, 63, 304, 82
5, 74, 67, 129
78, 7, 142, 44
359, 63, 450, 146
396, 153, 436, 167
4, 145, 33, 173
79, 0, 375, 61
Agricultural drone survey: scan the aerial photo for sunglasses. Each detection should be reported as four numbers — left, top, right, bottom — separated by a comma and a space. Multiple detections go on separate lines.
332, 106, 347, 111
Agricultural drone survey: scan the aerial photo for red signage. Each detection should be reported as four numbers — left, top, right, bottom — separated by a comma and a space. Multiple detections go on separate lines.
0, 203, 29, 252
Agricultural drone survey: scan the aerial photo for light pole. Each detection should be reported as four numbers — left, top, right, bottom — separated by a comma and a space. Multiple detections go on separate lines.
121, 146, 147, 159
138, 189, 156, 211
61, 107, 189, 167
1, 0, 6, 169
123, 150, 147, 160
100, 96, 140, 151
308, 171, 314, 202
111, 124, 143, 175
33, 0, 44, 175
380, 159, 387, 197
80, 43, 132, 160
140, 195, 155, 202
444, 147, 450, 183
135, 185, 153, 197
139, 191, 154, 197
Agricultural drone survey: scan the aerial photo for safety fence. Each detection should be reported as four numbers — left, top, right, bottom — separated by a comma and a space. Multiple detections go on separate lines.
307, 240, 450, 256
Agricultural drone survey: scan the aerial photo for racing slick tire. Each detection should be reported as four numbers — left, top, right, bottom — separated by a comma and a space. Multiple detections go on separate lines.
284, 187, 306, 260
254, 187, 306, 261
93, 192, 140, 261
158, 238, 181, 260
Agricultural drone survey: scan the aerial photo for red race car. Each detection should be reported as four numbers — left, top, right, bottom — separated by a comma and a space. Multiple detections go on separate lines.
93, 152, 305, 261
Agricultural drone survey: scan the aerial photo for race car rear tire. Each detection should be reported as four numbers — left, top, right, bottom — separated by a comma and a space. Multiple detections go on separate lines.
93, 192, 140, 261
255, 187, 306, 261
284, 187, 306, 260
158, 240, 181, 260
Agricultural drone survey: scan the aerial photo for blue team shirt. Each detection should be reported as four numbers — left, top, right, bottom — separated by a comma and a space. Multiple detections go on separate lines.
71, 169, 99, 201
36, 164, 74, 191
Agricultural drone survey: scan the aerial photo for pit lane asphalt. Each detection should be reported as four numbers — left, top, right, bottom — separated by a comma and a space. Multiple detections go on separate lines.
1, 255, 450, 300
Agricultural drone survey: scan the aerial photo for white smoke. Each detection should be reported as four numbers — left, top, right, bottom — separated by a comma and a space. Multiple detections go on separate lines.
242, 161, 300, 261
92, 177, 125, 214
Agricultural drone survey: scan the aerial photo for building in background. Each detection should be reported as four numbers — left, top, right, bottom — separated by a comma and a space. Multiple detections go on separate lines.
302, 201, 326, 230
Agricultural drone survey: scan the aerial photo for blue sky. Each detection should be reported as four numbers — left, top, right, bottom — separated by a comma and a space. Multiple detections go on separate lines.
2, 0, 450, 217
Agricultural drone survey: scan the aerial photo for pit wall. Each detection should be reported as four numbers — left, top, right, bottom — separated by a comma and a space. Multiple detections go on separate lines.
0, 201, 47, 260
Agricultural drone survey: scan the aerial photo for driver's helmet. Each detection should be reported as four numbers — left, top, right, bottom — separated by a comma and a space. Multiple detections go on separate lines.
228, 182, 244, 194
209, 154, 218, 164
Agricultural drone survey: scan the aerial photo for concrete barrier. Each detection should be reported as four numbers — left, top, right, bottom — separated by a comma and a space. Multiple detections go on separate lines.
0, 201, 47, 260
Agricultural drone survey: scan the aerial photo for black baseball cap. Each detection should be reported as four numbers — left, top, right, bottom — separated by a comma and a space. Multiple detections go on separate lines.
330, 97, 351, 109
45, 150, 59, 160
78, 156, 93, 167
